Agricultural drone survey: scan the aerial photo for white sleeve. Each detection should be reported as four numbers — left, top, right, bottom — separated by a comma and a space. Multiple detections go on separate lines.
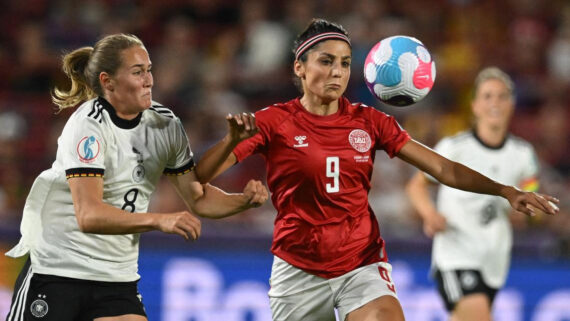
163, 117, 195, 176
61, 115, 106, 178
521, 145, 539, 179
518, 144, 540, 191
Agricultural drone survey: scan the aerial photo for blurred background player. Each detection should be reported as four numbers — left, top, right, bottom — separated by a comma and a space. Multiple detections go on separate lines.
196, 20, 558, 321
4, 33, 267, 321
406, 67, 542, 321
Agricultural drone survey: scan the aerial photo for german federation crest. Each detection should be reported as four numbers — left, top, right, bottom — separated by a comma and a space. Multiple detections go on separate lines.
460, 271, 478, 290
30, 298, 49, 318
132, 164, 145, 183
132, 147, 145, 182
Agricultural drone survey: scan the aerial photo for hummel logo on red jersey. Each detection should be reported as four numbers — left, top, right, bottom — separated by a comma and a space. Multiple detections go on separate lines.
294, 135, 308, 147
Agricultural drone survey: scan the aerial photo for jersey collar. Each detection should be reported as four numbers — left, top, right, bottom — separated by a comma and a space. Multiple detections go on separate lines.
97, 97, 142, 129
293, 96, 347, 121
472, 129, 508, 150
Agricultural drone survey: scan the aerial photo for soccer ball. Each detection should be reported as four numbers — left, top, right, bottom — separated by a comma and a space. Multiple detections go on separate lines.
364, 35, 436, 107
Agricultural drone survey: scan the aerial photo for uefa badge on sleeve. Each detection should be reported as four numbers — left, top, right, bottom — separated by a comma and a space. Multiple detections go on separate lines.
77, 135, 100, 163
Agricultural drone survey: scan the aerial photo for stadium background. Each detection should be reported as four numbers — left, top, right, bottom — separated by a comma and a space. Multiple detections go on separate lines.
0, 0, 569, 320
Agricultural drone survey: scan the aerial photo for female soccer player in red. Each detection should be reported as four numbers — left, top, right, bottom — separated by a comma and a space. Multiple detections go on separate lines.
197, 19, 559, 321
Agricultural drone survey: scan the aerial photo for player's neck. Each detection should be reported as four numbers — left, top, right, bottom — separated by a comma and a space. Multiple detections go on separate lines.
300, 95, 339, 116
104, 96, 142, 120
475, 124, 508, 148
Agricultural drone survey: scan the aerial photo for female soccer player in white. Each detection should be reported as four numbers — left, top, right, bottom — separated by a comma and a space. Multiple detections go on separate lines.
406, 67, 542, 321
196, 19, 558, 321
5, 33, 267, 321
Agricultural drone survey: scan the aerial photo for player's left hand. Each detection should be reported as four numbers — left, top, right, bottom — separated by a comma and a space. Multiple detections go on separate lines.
226, 112, 258, 143
243, 179, 269, 208
423, 212, 447, 238
503, 186, 559, 217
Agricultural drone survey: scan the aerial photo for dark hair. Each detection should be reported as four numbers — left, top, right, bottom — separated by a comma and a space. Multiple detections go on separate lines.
52, 34, 144, 111
292, 19, 350, 92
292, 18, 349, 62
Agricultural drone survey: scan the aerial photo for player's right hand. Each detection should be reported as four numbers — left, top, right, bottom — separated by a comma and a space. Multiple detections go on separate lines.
158, 211, 202, 241
502, 186, 559, 217
226, 112, 258, 143
423, 212, 447, 238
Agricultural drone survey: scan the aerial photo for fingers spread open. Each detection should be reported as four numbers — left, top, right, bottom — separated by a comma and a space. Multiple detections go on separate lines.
244, 113, 257, 133
539, 193, 560, 213
533, 193, 559, 215
523, 204, 537, 217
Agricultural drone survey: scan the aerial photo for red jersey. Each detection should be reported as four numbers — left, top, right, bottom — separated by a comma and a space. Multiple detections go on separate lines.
233, 97, 410, 278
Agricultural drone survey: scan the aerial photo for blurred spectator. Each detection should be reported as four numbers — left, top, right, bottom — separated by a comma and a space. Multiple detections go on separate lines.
547, 4, 570, 85
11, 23, 59, 92
240, 0, 290, 75
534, 100, 570, 175
0, 110, 27, 225
235, 0, 291, 98
152, 15, 201, 110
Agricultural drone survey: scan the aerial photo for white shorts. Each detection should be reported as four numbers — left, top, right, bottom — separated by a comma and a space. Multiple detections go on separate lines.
268, 256, 399, 321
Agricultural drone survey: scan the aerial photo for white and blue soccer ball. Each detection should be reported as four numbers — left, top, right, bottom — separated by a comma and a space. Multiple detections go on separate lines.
364, 35, 436, 107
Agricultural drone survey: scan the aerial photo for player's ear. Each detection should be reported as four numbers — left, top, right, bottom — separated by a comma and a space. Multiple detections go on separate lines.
99, 72, 114, 92
471, 98, 480, 118
294, 60, 306, 79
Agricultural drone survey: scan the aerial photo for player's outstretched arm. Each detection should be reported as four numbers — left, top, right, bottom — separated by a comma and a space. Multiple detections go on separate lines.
398, 139, 559, 217
69, 177, 201, 241
195, 112, 257, 183
168, 170, 268, 219
405, 171, 447, 237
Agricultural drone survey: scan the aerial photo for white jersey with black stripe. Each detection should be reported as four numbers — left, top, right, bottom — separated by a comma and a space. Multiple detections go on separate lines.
6, 97, 194, 282
427, 130, 539, 288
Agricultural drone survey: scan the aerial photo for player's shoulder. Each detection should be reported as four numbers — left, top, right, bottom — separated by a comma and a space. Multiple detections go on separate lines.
70, 98, 105, 124
506, 134, 535, 154
507, 134, 533, 148
254, 99, 297, 123
433, 130, 474, 151
440, 130, 474, 145
348, 101, 371, 112
143, 101, 184, 131
258, 100, 295, 114
345, 99, 393, 120
147, 101, 177, 120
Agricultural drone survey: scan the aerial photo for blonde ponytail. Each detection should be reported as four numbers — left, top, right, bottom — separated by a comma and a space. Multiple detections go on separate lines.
52, 47, 97, 111
51, 34, 144, 112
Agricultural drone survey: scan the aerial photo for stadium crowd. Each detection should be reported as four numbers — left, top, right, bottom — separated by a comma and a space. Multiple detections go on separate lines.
0, 0, 568, 257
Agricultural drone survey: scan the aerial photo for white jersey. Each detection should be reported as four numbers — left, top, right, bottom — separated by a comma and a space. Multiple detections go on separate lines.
6, 97, 194, 282
428, 130, 539, 288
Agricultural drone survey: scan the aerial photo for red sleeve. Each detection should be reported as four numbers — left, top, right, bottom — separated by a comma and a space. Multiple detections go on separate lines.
233, 132, 265, 162
233, 106, 279, 162
370, 108, 411, 157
